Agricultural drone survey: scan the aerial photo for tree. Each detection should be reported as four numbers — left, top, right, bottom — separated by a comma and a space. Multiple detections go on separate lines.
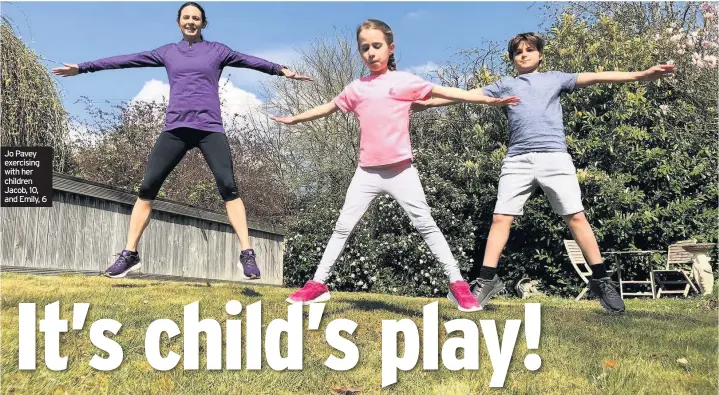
1, 18, 74, 172
253, 31, 368, 206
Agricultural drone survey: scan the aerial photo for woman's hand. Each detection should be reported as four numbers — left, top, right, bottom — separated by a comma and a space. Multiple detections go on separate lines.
52, 63, 79, 77
280, 68, 313, 81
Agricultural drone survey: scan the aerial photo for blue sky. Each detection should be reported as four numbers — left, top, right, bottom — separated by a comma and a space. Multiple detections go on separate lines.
3, 1, 548, 123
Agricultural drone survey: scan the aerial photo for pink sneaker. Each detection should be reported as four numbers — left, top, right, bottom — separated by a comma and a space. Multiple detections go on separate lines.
447, 281, 482, 312
286, 280, 331, 304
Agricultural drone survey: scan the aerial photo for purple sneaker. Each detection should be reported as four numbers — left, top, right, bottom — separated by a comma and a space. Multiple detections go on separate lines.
104, 250, 141, 278
238, 249, 261, 280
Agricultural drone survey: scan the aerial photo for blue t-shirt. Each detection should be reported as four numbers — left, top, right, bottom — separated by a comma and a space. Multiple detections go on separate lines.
483, 71, 579, 156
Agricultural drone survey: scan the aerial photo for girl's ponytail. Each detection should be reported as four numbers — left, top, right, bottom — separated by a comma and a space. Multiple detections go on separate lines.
387, 53, 397, 71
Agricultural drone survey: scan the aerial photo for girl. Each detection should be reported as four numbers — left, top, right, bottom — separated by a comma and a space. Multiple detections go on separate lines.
52, 2, 311, 280
272, 19, 519, 311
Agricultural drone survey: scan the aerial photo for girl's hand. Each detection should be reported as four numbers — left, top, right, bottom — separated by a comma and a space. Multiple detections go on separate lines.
52, 63, 79, 77
485, 96, 521, 107
270, 116, 297, 125
280, 68, 313, 81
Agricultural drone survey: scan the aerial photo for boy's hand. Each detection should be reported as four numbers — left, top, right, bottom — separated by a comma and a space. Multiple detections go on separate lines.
485, 96, 521, 107
270, 116, 297, 125
639, 64, 677, 81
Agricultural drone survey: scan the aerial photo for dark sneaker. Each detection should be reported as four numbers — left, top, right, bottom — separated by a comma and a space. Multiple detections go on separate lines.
470, 275, 505, 308
589, 277, 625, 314
104, 250, 141, 278
238, 249, 261, 280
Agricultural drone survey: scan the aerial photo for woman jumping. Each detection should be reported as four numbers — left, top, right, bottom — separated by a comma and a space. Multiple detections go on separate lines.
53, 2, 311, 280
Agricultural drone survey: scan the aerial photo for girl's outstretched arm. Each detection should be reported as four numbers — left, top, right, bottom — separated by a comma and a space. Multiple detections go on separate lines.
271, 101, 340, 125
410, 85, 519, 113
575, 64, 676, 88
430, 85, 519, 107
410, 94, 470, 113
52, 49, 166, 77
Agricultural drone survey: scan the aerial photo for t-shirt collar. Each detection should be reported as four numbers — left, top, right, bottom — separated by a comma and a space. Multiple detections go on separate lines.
178, 38, 205, 46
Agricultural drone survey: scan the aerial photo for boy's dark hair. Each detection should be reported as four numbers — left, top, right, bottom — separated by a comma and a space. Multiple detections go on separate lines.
356, 19, 396, 71
507, 32, 544, 59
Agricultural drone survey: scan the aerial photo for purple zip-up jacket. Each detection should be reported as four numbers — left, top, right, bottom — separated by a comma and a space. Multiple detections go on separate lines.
78, 40, 284, 133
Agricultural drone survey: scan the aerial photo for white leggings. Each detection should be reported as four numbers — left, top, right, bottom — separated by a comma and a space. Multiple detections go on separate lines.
313, 161, 464, 283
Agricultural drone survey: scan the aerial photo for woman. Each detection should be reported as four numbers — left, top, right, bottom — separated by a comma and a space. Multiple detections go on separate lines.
53, 2, 311, 280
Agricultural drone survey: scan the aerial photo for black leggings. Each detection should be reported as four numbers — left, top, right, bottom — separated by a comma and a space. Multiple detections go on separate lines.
138, 128, 239, 201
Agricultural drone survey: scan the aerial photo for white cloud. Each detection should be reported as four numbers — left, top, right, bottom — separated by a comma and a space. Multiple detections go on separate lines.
130, 79, 170, 105
218, 78, 263, 118
406, 61, 440, 75
129, 79, 172, 125
405, 61, 444, 82
404, 10, 429, 20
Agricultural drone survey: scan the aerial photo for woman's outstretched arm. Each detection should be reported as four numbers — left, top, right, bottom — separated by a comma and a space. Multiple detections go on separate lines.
53, 48, 165, 76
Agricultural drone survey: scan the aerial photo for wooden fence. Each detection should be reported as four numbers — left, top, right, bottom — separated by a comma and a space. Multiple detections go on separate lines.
1, 173, 285, 285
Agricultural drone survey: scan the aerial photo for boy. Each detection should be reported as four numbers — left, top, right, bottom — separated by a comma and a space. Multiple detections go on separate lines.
413, 32, 676, 313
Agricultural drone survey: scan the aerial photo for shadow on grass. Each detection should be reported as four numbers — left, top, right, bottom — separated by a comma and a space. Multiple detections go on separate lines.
185, 282, 212, 288
617, 309, 713, 324
323, 295, 510, 321
320, 298, 423, 320
241, 288, 262, 297
350, 299, 425, 317
111, 283, 146, 288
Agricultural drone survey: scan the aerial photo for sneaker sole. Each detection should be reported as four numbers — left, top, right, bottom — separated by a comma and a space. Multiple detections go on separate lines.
476, 283, 505, 308
286, 292, 331, 305
104, 263, 141, 279
598, 298, 625, 314
446, 293, 482, 312
237, 261, 261, 280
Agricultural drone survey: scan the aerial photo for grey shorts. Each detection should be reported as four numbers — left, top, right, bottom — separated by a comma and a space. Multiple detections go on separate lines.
494, 152, 584, 216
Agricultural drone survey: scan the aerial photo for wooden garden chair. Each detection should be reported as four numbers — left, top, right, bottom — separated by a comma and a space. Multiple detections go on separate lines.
564, 240, 617, 301
652, 240, 700, 298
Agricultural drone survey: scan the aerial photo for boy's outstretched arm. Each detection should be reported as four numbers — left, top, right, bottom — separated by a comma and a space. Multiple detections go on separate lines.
271, 101, 340, 125
575, 64, 677, 88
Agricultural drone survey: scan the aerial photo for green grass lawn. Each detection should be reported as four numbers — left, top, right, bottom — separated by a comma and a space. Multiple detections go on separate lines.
1, 273, 717, 394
